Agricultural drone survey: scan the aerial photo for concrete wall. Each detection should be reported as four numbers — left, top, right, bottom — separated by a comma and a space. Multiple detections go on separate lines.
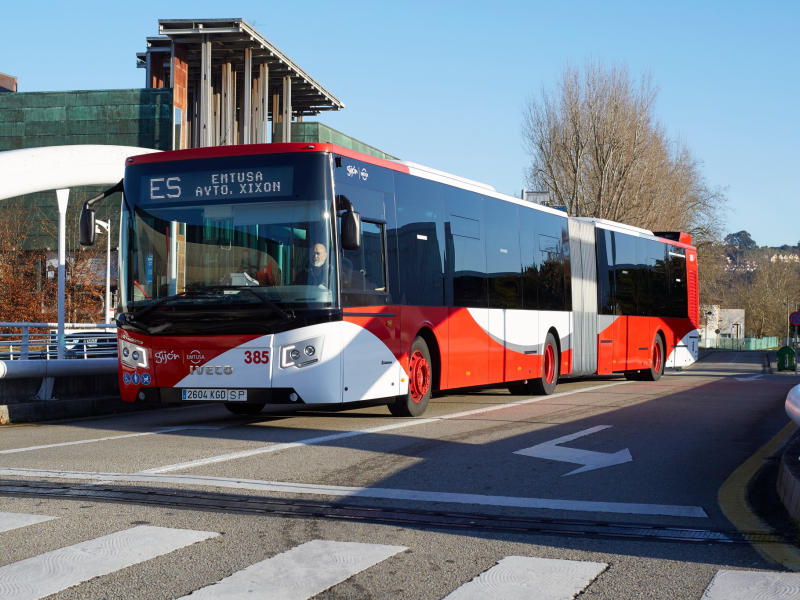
720, 309, 745, 339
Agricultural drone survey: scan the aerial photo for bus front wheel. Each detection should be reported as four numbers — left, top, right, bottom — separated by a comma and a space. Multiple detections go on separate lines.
389, 337, 433, 417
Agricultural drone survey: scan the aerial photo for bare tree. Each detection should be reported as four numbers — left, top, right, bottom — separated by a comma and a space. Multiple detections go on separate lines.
522, 59, 726, 243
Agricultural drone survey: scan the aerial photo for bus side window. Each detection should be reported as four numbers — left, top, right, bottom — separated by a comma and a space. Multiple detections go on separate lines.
536, 212, 567, 311
648, 240, 669, 317
444, 186, 486, 308
394, 173, 445, 306
596, 229, 615, 315
519, 207, 538, 311
613, 232, 637, 316
635, 237, 650, 316
668, 246, 688, 318
342, 221, 387, 295
484, 197, 522, 310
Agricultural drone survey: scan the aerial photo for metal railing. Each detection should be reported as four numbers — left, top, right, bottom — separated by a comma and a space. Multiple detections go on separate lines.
0, 323, 117, 361
700, 336, 780, 351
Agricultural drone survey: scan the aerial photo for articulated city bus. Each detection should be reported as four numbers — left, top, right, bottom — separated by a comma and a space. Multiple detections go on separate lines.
81, 143, 699, 416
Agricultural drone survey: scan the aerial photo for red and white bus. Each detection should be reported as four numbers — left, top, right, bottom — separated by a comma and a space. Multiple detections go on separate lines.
81, 143, 699, 416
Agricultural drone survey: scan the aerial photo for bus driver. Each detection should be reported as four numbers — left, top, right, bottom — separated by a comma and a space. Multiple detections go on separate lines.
294, 242, 329, 288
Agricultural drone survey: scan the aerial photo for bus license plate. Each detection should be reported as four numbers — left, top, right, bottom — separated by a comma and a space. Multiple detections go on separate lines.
181, 389, 247, 401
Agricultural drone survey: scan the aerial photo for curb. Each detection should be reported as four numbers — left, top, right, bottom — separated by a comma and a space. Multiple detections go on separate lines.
718, 421, 800, 570
0, 397, 159, 425
778, 433, 800, 521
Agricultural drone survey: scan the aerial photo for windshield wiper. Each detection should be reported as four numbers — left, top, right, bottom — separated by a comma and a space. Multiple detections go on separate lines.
194, 286, 294, 320
128, 290, 216, 321
128, 286, 294, 322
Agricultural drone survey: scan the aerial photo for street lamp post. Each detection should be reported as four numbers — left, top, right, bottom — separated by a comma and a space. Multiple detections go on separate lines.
705, 311, 713, 350
95, 219, 111, 324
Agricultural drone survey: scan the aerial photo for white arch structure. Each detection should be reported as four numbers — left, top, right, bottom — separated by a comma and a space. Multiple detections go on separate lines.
0, 145, 161, 359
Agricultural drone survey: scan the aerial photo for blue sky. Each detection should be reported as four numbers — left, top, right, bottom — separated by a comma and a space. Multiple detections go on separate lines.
2, 1, 797, 246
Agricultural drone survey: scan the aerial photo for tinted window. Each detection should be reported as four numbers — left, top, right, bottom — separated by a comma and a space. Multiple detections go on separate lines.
519, 207, 538, 311
635, 237, 650, 316
648, 240, 669, 317
484, 198, 522, 309
668, 246, 688, 318
444, 187, 486, 308
537, 212, 568, 311
596, 228, 615, 315
613, 232, 637, 316
394, 173, 445, 306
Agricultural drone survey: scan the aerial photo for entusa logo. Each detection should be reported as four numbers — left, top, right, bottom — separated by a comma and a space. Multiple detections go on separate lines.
155, 350, 180, 364
187, 350, 206, 365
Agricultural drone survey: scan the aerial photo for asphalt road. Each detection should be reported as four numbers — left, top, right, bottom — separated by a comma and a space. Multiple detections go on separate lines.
1, 350, 799, 599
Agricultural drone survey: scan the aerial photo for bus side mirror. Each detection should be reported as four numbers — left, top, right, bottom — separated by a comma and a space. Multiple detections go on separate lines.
341, 211, 361, 251
79, 202, 96, 246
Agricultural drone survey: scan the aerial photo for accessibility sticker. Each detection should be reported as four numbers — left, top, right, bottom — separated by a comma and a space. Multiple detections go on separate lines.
123, 373, 131, 385
131, 373, 140, 385
141, 373, 151, 385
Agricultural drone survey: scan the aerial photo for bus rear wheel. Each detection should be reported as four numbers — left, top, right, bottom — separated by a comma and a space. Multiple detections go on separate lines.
640, 335, 665, 382
224, 402, 266, 415
531, 333, 560, 395
389, 337, 432, 417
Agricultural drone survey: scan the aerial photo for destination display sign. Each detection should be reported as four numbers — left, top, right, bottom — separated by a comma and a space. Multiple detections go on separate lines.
140, 167, 293, 203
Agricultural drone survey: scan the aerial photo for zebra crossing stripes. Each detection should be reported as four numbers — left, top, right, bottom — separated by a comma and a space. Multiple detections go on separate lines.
0, 512, 57, 534
177, 539, 407, 599
0, 525, 218, 600
443, 556, 607, 600
701, 569, 800, 599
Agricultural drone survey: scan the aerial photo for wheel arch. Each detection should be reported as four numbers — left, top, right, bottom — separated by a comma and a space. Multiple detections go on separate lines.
415, 326, 442, 392
547, 326, 562, 355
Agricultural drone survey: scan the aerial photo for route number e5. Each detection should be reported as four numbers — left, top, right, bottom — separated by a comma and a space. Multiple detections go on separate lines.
244, 350, 269, 364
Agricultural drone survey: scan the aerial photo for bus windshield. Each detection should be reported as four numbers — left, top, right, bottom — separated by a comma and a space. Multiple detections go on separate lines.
119, 153, 337, 315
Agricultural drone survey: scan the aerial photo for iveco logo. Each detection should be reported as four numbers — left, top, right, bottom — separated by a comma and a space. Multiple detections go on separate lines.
187, 350, 205, 365
190, 365, 233, 375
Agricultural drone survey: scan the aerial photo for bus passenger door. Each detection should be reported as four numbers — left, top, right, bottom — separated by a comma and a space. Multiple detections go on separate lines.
341, 221, 401, 402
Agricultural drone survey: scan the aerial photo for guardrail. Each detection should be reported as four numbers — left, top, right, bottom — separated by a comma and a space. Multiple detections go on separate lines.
701, 337, 780, 351
0, 322, 117, 361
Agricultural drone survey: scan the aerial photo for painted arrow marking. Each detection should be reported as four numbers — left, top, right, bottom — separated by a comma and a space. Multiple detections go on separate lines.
734, 375, 763, 381
514, 425, 632, 476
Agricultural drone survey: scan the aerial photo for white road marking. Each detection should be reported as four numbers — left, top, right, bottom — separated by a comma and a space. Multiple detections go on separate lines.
0, 467, 708, 518
0, 525, 217, 600
140, 381, 632, 474
0, 512, 57, 534
701, 569, 800, 599
177, 539, 405, 599
514, 425, 633, 476
0, 425, 228, 455
443, 556, 607, 600
734, 375, 763, 381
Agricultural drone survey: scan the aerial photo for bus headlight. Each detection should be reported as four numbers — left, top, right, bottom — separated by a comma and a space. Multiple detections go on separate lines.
119, 339, 148, 369
281, 336, 324, 368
